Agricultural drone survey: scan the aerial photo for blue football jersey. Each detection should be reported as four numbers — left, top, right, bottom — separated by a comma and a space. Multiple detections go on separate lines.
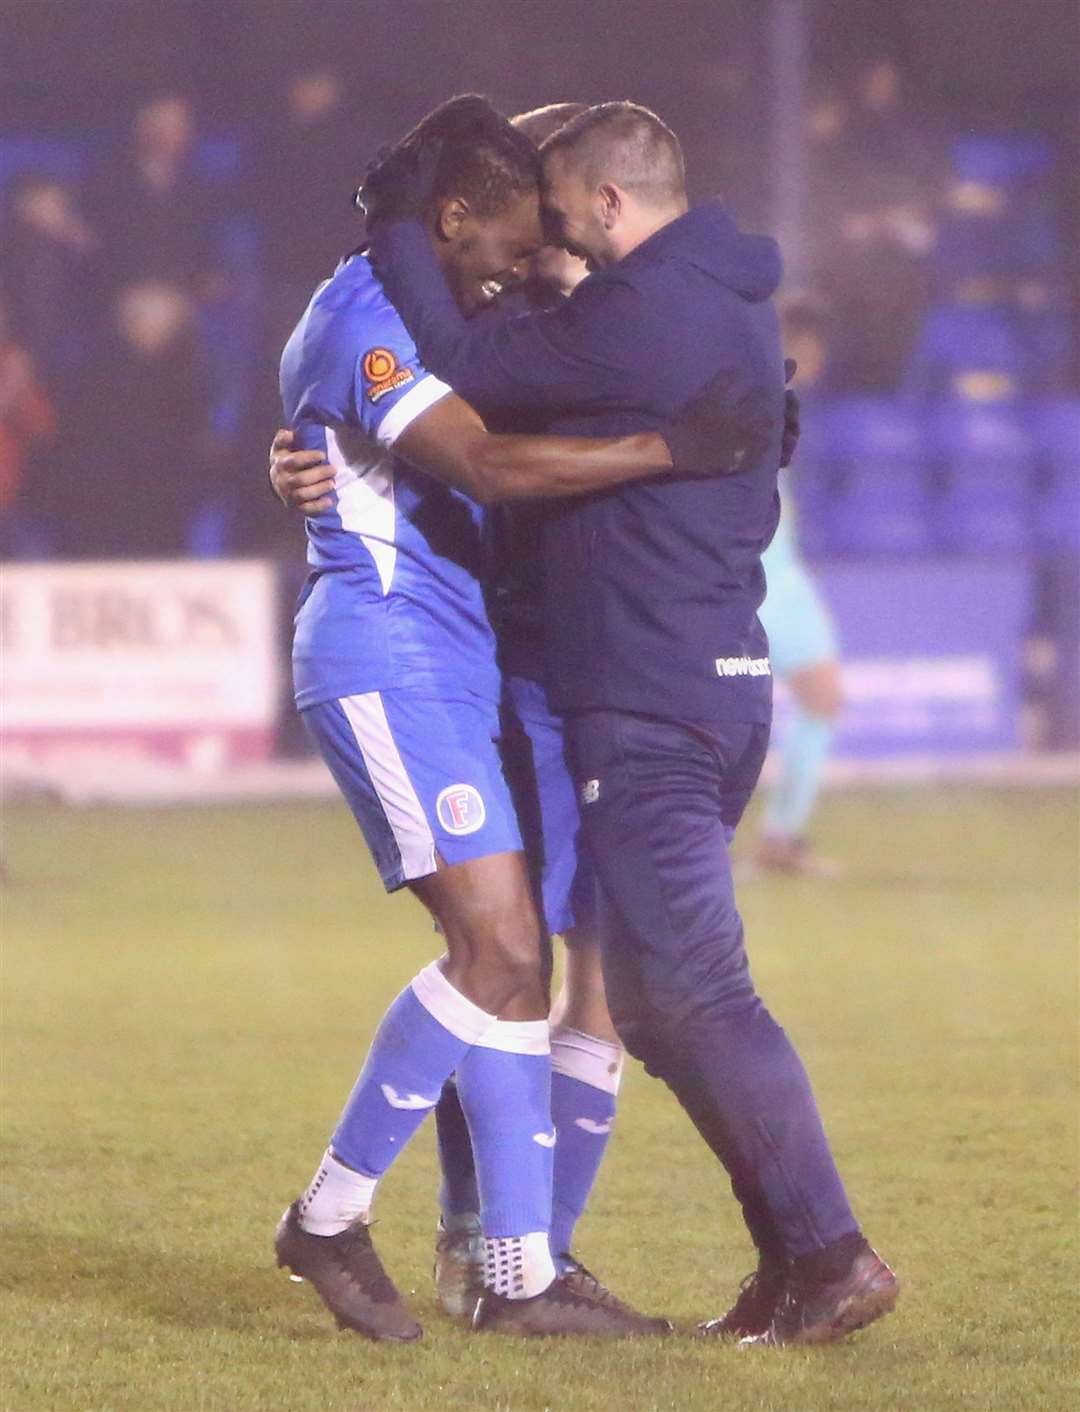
280, 254, 501, 709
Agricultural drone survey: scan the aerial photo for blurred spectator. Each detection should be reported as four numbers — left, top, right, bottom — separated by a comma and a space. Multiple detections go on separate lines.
848, 57, 939, 194
0, 171, 96, 389
0, 294, 57, 549
61, 281, 211, 558
244, 67, 364, 554
252, 68, 362, 332
87, 93, 225, 305
813, 56, 939, 391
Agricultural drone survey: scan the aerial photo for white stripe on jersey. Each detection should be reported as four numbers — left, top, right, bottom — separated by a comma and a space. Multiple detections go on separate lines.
376, 373, 452, 447
326, 427, 398, 595
325, 375, 453, 597
339, 692, 437, 881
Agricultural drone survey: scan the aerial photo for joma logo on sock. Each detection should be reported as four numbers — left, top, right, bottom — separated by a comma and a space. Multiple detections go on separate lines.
532, 1131, 557, 1148
380, 1084, 437, 1110
574, 1117, 613, 1136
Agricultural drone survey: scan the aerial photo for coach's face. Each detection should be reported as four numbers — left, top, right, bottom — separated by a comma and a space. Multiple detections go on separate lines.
540, 149, 613, 271
436, 187, 543, 316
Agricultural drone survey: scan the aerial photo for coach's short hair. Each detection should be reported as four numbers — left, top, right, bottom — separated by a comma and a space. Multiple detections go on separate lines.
539, 101, 686, 206
392, 94, 541, 217
511, 102, 590, 147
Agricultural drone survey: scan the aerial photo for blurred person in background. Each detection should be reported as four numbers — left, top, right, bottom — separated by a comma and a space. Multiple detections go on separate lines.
754, 302, 843, 876
63, 280, 210, 558
816, 55, 938, 391
251, 68, 361, 340
245, 65, 367, 559
87, 93, 225, 307
848, 56, 938, 192
0, 171, 96, 394
0, 294, 57, 556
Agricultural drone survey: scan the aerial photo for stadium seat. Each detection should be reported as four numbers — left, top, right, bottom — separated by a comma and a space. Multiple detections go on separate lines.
1032, 399, 1080, 551
823, 398, 931, 557
950, 134, 1054, 191
0, 135, 89, 198
904, 301, 1025, 402
928, 401, 1034, 553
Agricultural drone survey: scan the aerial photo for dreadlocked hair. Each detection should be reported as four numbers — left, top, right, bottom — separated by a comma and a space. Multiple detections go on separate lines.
377, 94, 541, 218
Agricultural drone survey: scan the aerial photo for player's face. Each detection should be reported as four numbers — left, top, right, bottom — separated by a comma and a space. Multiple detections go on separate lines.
540, 151, 612, 271
442, 188, 544, 316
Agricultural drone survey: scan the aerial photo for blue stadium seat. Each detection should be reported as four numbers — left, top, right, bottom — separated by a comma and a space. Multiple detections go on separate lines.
950, 134, 1054, 190
824, 399, 931, 557
905, 302, 1025, 402
928, 402, 1034, 553
1033, 399, 1080, 551
935, 135, 1060, 287
0, 136, 90, 200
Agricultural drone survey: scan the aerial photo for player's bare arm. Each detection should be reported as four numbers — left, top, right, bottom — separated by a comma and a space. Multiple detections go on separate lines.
268, 404, 670, 513
392, 391, 673, 503
268, 357, 777, 515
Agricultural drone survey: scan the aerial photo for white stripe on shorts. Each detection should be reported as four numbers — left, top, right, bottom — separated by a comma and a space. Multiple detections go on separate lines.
339, 692, 437, 881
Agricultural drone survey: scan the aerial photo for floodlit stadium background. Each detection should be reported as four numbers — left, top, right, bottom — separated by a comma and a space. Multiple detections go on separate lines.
2, 6, 1078, 1412
2, 0, 1078, 793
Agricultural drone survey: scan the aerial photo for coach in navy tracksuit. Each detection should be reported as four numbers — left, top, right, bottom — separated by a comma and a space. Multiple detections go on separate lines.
371, 103, 896, 1340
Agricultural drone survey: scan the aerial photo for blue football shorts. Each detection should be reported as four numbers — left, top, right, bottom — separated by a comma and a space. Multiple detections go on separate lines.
304, 689, 523, 891
758, 563, 839, 678
501, 674, 596, 940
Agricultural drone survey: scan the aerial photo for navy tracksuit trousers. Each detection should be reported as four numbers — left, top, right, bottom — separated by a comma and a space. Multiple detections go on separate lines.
567, 709, 858, 1261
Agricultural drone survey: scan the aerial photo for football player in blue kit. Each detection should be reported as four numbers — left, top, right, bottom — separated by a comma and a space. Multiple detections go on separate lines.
269, 96, 757, 1341
363, 100, 899, 1347
427, 103, 633, 1324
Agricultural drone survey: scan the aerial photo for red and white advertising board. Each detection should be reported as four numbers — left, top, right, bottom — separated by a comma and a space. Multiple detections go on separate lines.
1, 560, 281, 780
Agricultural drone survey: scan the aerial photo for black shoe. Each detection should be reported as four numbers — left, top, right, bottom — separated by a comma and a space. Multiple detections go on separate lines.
433, 1215, 485, 1319
559, 1258, 673, 1335
741, 1242, 899, 1347
274, 1201, 422, 1341
473, 1267, 673, 1338
696, 1261, 785, 1339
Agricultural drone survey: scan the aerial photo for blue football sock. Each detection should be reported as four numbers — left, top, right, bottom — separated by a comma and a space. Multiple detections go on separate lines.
434, 1077, 480, 1218
330, 960, 495, 1179
455, 1019, 554, 1239
763, 708, 834, 839
549, 1026, 623, 1269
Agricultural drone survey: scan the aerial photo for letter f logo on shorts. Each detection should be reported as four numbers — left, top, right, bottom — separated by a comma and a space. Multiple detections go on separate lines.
436, 783, 487, 836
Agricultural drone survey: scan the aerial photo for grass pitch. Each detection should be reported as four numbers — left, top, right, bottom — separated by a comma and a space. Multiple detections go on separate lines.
2, 787, 1077, 1412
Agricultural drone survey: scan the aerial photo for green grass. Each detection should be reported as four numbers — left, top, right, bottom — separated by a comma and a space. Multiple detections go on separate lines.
2, 788, 1077, 1412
